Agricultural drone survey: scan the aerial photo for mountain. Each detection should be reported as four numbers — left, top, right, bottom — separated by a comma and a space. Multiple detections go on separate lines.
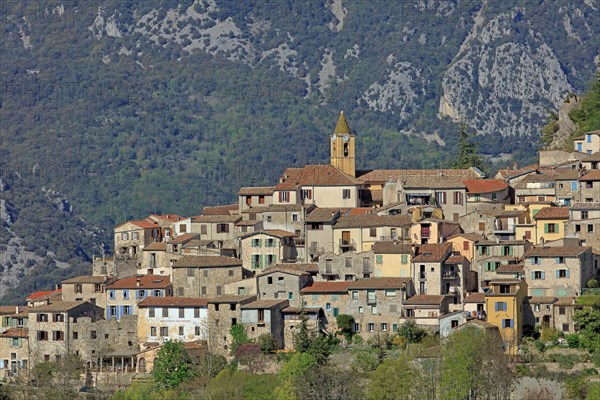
0, 0, 599, 302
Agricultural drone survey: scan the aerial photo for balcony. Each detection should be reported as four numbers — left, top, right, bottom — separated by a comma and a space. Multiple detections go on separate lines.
339, 239, 356, 252
322, 266, 338, 276
419, 272, 426, 281
442, 271, 459, 279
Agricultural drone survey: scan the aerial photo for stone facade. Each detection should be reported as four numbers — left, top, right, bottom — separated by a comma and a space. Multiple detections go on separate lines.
171, 255, 243, 298
207, 295, 256, 357
317, 251, 375, 281
256, 265, 315, 307
300, 282, 351, 331
61, 275, 111, 310
566, 203, 600, 249
240, 300, 288, 349
106, 275, 172, 320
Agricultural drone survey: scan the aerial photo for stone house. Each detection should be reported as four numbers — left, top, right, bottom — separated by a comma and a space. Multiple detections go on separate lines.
524, 245, 594, 297
256, 264, 317, 307
554, 170, 582, 206
484, 279, 527, 355
552, 297, 583, 333
300, 281, 351, 331
27, 301, 104, 365
458, 209, 497, 239
240, 299, 288, 349
372, 241, 413, 278
411, 242, 453, 296
61, 275, 112, 310
566, 202, 600, 249
463, 292, 485, 319
400, 294, 450, 330
573, 130, 600, 155
332, 214, 412, 253
439, 310, 466, 338
105, 275, 172, 320
523, 296, 557, 329
346, 278, 413, 340
581, 151, 600, 171
239, 230, 298, 270
317, 251, 375, 281
473, 239, 531, 288
281, 307, 322, 350
464, 179, 511, 209
238, 186, 274, 212
305, 207, 344, 260
139, 242, 171, 276
26, 289, 62, 308
235, 219, 262, 237
137, 297, 208, 346
446, 233, 485, 263
171, 255, 243, 298
260, 204, 311, 238
533, 206, 569, 244
579, 170, 600, 202
92, 256, 116, 277
190, 215, 242, 252
207, 295, 256, 357
514, 174, 557, 204
0, 323, 28, 378
409, 218, 461, 245
113, 219, 162, 258
491, 209, 528, 241
223, 277, 258, 296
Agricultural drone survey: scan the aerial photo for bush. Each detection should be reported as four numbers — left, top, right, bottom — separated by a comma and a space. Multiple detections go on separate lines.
336, 314, 355, 340
587, 279, 599, 288
515, 364, 530, 376
584, 368, 599, 376
535, 339, 546, 353
566, 333, 581, 348
258, 334, 275, 354
540, 327, 560, 344
397, 321, 428, 344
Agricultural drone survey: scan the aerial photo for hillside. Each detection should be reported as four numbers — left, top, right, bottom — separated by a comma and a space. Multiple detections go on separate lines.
0, 0, 599, 302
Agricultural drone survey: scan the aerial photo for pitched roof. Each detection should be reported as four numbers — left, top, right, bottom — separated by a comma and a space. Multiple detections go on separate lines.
240, 230, 298, 239
571, 202, 600, 210
259, 263, 319, 276
554, 170, 581, 180
202, 204, 238, 215
372, 241, 412, 254
463, 179, 508, 194
580, 170, 600, 181
0, 327, 28, 338
447, 233, 485, 242
0, 306, 20, 314
527, 296, 557, 304
173, 256, 242, 268
582, 152, 600, 162
496, 264, 524, 273
191, 215, 241, 223
412, 243, 451, 263
347, 277, 411, 290
143, 242, 167, 251
445, 255, 467, 264
26, 288, 62, 301
62, 275, 109, 285
533, 207, 570, 220
241, 299, 289, 309
496, 164, 538, 179
334, 214, 411, 229
305, 207, 344, 223
207, 295, 256, 304
29, 301, 90, 313
149, 214, 184, 222
463, 292, 485, 303
238, 186, 274, 196
167, 233, 200, 244
274, 164, 360, 190
300, 281, 352, 293
138, 297, 209, 308
525, 246, 591, 257
115, 219, 158, 230
574, 130, 600, 139
400, 169, 481, 189
334, 111, 353, 135
105, 275, 171, 290
235, 219, 261, 226
403, 294, 445, 305
281, 306, 321, 314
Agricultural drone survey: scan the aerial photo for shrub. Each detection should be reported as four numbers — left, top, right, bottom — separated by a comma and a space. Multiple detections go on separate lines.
566, 333, 581, 348
584, 368, 598, 376
397, 321, 427, 344
587, 279, 599, 288
515, 364, 530, 376
535, 339, 546, 353
336, 314, 355, 340
258, 334, 275, 354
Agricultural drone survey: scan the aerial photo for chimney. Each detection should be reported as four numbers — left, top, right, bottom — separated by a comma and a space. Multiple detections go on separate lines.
540, 237, 545, 247
513, 163, 518, 171
136, 277, 141, 287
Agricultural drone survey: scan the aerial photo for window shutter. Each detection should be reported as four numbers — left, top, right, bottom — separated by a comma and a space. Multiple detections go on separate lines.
566, 269, 570, 278
544, 224, 548, 234
531, 272, 535, 280
495, 302, 499, 311
308, 190, 312, 200
555, 223, 559, 233
278, 192, 282, 202
401, 255, 407, 264
509, 247, 513, 256
541, 272, 545, 280
556, 270, 560, 278
510, 320, 514, 328
258, 239, 262, 247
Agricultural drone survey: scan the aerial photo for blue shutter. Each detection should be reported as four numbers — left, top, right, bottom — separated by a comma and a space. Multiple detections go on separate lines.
571, 181, 577, 190
541, 272, 545, 280
566, 269, 570, 278
510, 319, 514, 328
495, 302, 499, 311
556, 270, 560, 278
531, 272, 535, 280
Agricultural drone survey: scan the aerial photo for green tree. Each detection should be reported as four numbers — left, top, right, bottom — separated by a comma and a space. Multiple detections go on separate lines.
573, 303, 600, 351
336, 314, 355, 341
367, 355, 420, 400
275, 352, 317, 400
153, 341, 195, 390
230, 323, 251, 355
397, 320, 428, 344
450, 124, 486, 171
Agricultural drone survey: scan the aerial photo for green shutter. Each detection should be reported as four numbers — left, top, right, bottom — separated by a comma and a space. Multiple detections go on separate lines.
376, 255, 383, 264
401, 255, 407, 264
544, 224, 549, 234
509, 246, 513, 256
555, 224, 559, 233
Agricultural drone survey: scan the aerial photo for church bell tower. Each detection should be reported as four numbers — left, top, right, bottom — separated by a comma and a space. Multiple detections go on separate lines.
330, 111, 356, 177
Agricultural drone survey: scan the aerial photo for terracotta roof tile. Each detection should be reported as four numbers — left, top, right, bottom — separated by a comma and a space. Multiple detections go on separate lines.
203, 204, 238, 215
149, 214, 184, 222
173, 256, 242, 268
347, 277, 411, 290
301, 282, 352, 293
62, 275, 109, 285
372, 241, 412, 254
235, 220, 261, 226
27, 288, 62, 301
259, 263, 319, 276
207, 295, 256, 304
191, 215, 241, 223
0, 306, 20, 314
334, 214, 411, 229
447, 233, 485, 242
527, 296, 557, 304
274, 165, 360, 191
241, 230, 297, 239
143, 242, 167, 251
241, 299, 289, 309
412, 243, 452, 263
571, 202, 600, 210
580, 170, 600, 181
167, 233, 200, 244
525, 246, 591, 257
29, 301, 90, 313
582, 152, 600, 162
464, 179, 508, 194
445, 255, 467, 264
496, 264, 524, 273
138, 297, 209, 308
238, 186, 274, 196
115, 219, 158, 230
534, 207, 570, 220
106, 275, 171, 290
404, 294, 445, 305
0, 327, 28, 338
305, 207, 345, 223
463, 293, 485, 303
554, 170, 581, 180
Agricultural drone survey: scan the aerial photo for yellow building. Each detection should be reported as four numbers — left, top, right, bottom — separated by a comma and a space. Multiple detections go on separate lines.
372, 241, 413, 277
533, 207, 569, 244
484, 279, 527, 355
330, 111, 356, 177
446, 233, 484, 263
332, 214, 411, 253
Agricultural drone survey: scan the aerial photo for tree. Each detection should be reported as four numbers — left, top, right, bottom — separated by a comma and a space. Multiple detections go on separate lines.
297, 365, 363, 400
439, 327, 513, 400
275, 352, 317, 400
367, 355, 420, 400
258, 333, 276, 354
449, 123, 486, 171
153, 341, 195, 390
397, 320, 428, 344
230, 323, 251, 355
336, 314, 355, 341
573, 303, 600, 351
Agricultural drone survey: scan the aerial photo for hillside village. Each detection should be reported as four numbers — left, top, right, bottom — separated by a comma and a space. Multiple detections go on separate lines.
0, 112, 599, 387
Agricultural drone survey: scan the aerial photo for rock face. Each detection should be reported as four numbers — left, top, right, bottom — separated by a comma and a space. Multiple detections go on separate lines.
545, 95, 581, 151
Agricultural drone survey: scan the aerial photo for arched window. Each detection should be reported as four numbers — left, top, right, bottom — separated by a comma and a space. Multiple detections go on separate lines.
343, 143, 349, 157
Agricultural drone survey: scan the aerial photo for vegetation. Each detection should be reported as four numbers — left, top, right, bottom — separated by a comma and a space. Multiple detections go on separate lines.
153, 341, 196, 390
569, 73, 600, 133
449, 124, 487, 172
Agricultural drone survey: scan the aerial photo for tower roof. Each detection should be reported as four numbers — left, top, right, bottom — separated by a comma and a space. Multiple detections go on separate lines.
333, 111, 353, 135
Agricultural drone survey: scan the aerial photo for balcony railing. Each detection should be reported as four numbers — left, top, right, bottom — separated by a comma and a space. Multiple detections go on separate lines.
419, 272, 426, 281
442, 271, 459, 279
339, 239, 356, 252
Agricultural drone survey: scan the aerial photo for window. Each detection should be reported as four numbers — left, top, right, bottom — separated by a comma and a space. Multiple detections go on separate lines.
478, 222, 486, 231
587, 134, 592, 143
435, 191, 446, 204
52, 331, 64, 341
123, 289, 129, 299
557, 269, 569, 279
216, 223, 229, 233
288, 292, 294, 300
581, 211, 589, 220
531, 257, 540, 265
345, 258, 352, 268
381, 323, 388, 332
123, 306, 131, 316
358, 306, 364, 314
534, 304, 540, 312
326, 303, 331, 311
353, 323, 360, 332
53, 314, 64, 322
563, 323, 570, 332
345, 274, 354, 281
368, 323, 375, 332
109, 290, 116, 300
150, 326, 157, 337
179, 308, 185, 318
463, 241, 469, 251
74, 284, 82, 294
495, 302, 507, 311
291, 214, 299, 222
532, 271, 545, 280
545, 223, 558, 234
342, 189, 351, 199
588, 224, 594, 233
401, 254, 408, 264
195, 326, 201, 336
367, 290, 376, 302
179, 326, 184, 336
371, 305, 378, 315
370, 227, 377, 238
571, 181, 578, 191
201, 225, 207, 234
37, 331, 48, 341
160, 327, 168, 337
279, 191, 290, 202
201, 287, 207, 295
121, 232, 129, 240
149, 308, 155, 318
502, 319, 513, 328
187, 268, 196, 277
91, 331, 97, 339
162, 308, 169, 318
259, 195, 265, 204
385, 289, 396, 297
301, 189, 312, 200
252, 238, 260, 247
559, 307, 566, 315
351, 291, 359, 300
